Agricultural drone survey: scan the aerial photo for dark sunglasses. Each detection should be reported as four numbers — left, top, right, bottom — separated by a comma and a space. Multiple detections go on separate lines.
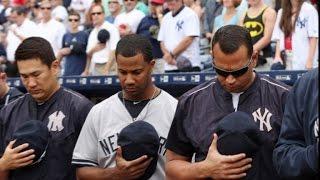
91, 12, 103, 16
124, 0, 135, 2
68, 18, 79, 22
213, 58, 253, 78
40, 7, 51, 10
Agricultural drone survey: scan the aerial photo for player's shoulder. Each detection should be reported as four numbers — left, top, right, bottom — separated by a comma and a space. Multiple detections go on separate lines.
62, 88, 93, 106
258, 73, 290, 92
179, 78, 217, 102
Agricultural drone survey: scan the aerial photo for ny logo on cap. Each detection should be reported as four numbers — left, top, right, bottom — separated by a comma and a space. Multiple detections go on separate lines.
252, 108, 272, 132
47, 111, 65, 132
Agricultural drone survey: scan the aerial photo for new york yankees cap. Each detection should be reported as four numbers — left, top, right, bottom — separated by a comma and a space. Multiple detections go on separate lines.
117, 121, 160, 180
215, 111, 264, 157
12, 120, 50, 165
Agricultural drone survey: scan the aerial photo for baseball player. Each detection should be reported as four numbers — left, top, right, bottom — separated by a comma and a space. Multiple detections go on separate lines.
165, 25, 290, 180
0, 37, 93, 180
72, 34, 177, 179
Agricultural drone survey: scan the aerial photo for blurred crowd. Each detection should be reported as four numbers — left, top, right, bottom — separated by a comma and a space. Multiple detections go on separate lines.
0, 0, 318, 77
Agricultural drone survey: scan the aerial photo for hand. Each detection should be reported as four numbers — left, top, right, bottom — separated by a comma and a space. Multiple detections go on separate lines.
59, 48, 71, 56
0, 140, 35, 171
81, 69, 89, 76
155, 6, 163, 17
163, 52, 176, 65
205, 32, 212, 40
305, 60, 313, 70
115, 147, 153, 180
118, 24, 131, 37
201, 134, 252, 179
89, 43, 106, 55
273, 57, 283, 64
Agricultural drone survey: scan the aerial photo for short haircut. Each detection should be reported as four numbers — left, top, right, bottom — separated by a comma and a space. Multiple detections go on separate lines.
68, 9, 80, 19
115, 34, 153, 63
90, 3, 105, 14
11, 6, 29, 15
15, 37, 56, 67
211, 25, 253, 58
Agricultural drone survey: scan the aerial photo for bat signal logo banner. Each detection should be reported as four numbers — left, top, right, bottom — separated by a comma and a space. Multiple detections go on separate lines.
244, 21, 264, 38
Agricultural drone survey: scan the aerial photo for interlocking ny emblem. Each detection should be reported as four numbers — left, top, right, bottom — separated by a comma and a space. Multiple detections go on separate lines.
252, 108, 273, 132
47, 111, 66, 132
176, 20, 184, 31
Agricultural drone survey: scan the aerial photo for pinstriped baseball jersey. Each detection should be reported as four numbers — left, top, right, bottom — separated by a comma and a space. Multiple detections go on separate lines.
72, 90, 177, 180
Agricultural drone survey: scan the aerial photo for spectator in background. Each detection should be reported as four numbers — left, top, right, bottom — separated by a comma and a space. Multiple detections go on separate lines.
57, 10, 88, 76
203, 0, 223, 41
106, 0, 123, 23
69, 0, 93, 25
37, 0, 66, 56
83, 3, 120, 76
272, 0, 318, 70
5, 6, 37, 74
0, 68, 23, 110
273, 69, 319, 180
51, 0, 68, 23
240, 0, 276, 67
114, 0, 145, 37
158, 0, 201, 72
183, 0, 203, 19
0, 0, 11, 26
137, 0, 165, 73
212, 0, 240, 34
136, 0, 149, 15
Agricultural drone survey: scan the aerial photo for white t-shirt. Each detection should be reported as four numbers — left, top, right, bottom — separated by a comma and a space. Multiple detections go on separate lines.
231, 92, 243, 111
86, 21, 120, 64
114, 9, 145, 34
6, 19, 38, 62
37, 19, 66, 55
158, 6, 200, 71
272, 2, 318, 70
72, 90, 178, 180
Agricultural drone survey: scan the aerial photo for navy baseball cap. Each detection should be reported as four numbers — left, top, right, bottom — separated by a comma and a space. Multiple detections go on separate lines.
97, 29, 110, 44
117, 121, 160, 180
270, 62, 285, 70
215, 111, 264, 157
12, 120, 50, 165
176, 56, 192, 70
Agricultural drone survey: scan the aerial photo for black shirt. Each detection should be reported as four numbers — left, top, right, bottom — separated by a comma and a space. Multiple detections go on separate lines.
0, 87, 94, 180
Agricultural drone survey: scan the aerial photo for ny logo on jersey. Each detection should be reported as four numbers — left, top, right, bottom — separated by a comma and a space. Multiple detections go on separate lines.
47, 111, 65, 132
176, 20, 184, 31
296, 17, 307, 29
252, 108, 273, 132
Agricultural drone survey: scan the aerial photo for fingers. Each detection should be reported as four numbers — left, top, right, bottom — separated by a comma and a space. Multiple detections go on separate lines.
226, 164, 252, 175
16, 149, 35, 159
222, 153, 247, 163
228, 157, 252, 169
16, 154, 35, 164
131, 157, 152, 172
6, 140, 16, 149
208, 133, 218, 153
16, 160, 34, 168
127, 155, 148, 167
223, 173, 247, 179
12, 143, 30, 153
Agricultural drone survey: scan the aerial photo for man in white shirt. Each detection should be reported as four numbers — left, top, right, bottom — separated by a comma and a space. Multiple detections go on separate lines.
37, 0, 66, 56
158, 0, 201, 72
114, 0, 145, 37
51, 0, 68, 24
83, 3, 120, 76
6, 7, 38, 63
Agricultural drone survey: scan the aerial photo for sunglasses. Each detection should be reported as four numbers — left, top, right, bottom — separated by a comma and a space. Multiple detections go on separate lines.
91, 12, 103, 16
68, 18, 79, 22
40, 7, 51, 10
212, 58, 253, 78
124, 0, 136, 2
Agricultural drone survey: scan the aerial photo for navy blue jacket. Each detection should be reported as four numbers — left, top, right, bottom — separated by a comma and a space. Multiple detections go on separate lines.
273, 69, 319, 179
0, 87, 23, 110
0, 87, 93, 180
166, 73, 290, 180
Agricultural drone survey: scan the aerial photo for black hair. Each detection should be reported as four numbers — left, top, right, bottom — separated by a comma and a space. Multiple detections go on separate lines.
211, 25, 253, 57
115, 34, 153, 62
15, 37, 56, 67
11, 6, 29, 15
